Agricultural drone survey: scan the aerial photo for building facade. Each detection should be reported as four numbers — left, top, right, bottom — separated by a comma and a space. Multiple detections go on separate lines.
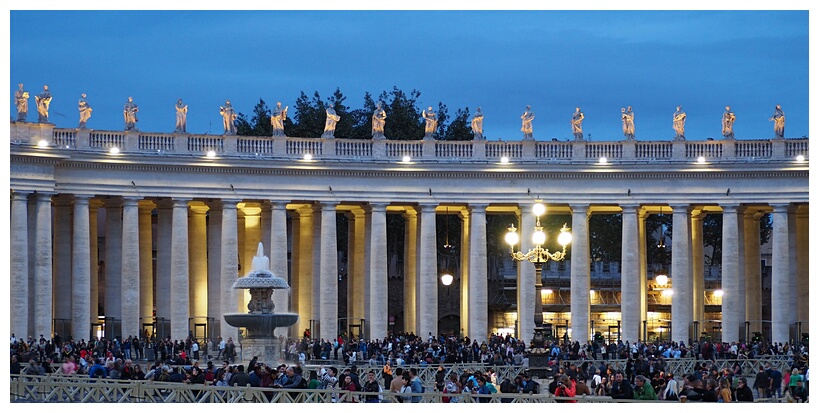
9, 121, 809, 346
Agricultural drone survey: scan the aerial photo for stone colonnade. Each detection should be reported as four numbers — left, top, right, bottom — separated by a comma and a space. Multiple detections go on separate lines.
8, 193, 809, 345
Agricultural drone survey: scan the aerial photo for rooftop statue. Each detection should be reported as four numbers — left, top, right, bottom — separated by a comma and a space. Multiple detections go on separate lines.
769, 104, 785, 139
621, 106, 635, 140
322, 106, 340, 138
571, 107, 584, 141
14, 83, 29, 122
123, 96, 139, 131
521, 105, 534, 141
175, 98, 188, 133
372, 101, 386, 140
77, 93, 92, 129
35, 85, 52, 123
471, 107, 484, 140
271, 101, 288, 137
422, 106, 438, 140
673, 106, 686, 141
722, 106, 736, 140
220, 100, 237, 135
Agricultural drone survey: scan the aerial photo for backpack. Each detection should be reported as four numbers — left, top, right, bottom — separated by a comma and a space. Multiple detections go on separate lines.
298, 377, 308, 389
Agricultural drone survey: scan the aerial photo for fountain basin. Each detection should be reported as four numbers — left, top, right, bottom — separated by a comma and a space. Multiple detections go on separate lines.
224, 313, 299, 338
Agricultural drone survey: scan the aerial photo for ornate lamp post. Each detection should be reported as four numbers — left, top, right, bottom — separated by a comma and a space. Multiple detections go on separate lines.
505, 200, 572, 364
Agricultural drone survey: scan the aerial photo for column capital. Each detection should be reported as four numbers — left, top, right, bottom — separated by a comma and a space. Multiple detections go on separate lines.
369, 202, 389, 211
10, 190, 31, 200
137, 199, 155, 211
569, 204, 590, 215
172, 198, 191, 208
269, 201, 288, 210
619, 204, 640, 214
770, 203, 791, 213
319, 201, 341, 210
219, 198, 243, 208
72, 195, 92, 205
189, 204, 209, 214
416, 202, 438, 212
348, 207, 367, 219
669, 203, 692, 213
121, 196, 142, 206
720, 203, 741, 213
467, 203, 489, 212
402, 207, 417, 219
51, 195, 75, 207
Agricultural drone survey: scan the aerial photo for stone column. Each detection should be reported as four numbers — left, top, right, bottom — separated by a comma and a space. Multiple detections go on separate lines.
770, 204, 791, 343
743, 210, 762, 333
171, 198, 191, 340
403, 208, 418, 334
220, 200, 240, 339
312, 206, 321, 327
570, 204, 591, 343
89, 200, 100, 323
368, 203, 388, 340
787, 209, 798, 331
28, 198, 36, 336
638, 208, 648, 335
691, 211, 705, 325
620, 204, 641, 344
460, 209, 470, 337
138, 201, 154, 334
34, 192, 54, 338
670, 204, 692, 344
318, 202, 339, 340
295, 206, 314, 336
53, 198, 73, 329
104, 198, 123, 321
268, 203, 290, 322
348, 208, 366, 323
189, 204, 209, 321
517, 209, 535, 343
362, 207, 372, 337
417, 202, 438, 338
243, 205, 262, 312
11, 191, 30, 338
121, 197, 141, 339
468, 204, 488, 341
155, 201, 172, 326
720, 204, 741, 343
795, 207, 808, 330
207, 201, 223, 338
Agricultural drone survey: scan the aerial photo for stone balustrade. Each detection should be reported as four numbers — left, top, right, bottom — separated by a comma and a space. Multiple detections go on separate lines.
11, 121, 807, 163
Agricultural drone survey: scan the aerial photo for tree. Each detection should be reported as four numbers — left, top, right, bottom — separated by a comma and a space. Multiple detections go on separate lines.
441, 107, 473, 141
588, 214, 623, 263
328, 88, 355, 140
381, 87, 424, 140
236, 98, 273, 136
349, 92, 378, 140
290, 91, 326, 138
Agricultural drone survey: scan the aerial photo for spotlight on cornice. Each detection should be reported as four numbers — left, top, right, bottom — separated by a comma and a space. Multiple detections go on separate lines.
109, 147, 120, 155
402, 155, 411, 163
500, 156, 510, 164
206, 150, 217, 159
796, 154, 806, 162
598, 157, 608, 165
303, 153, 313, 161
697, 156, 706, 164
37, 139, 49, 148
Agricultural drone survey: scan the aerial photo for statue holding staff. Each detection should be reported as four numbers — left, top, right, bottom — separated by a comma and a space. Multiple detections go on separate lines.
322, 106, 340, 138
372, 101, 386, 139
78, 93, 92, 129
14, 83, 29, 122
220, 100, 237, 135
471, 107, 484, 140
521, 105, 534, 140
722, 106, 736, 140
769, 104, 785, 139
422, 106, 438, 140
175, 99, 188, 133
271, 101, 288, 137
123, 96, 139, 131
673, 106, 686, 140
571, 107, 584, 141
35, 85, 52, 123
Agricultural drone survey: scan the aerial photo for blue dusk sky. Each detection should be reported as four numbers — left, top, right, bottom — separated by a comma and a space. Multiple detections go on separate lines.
7, 6, 811, 141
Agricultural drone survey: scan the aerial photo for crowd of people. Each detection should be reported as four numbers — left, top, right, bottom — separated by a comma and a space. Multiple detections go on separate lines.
9, 330, 809, 403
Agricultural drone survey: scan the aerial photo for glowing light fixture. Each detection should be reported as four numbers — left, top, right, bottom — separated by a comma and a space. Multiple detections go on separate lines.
303, 153, 313, 161
500, 156, 510, 164
714, 289, 724, 297
697, 156, 706, 164
206, 150, 217, 158
441, 273, 453, 286
796, 154, 805, 162
599, 157, 608, 165
402, 155, 411, 163
38, 139, 49, 148
532, 200, 546, 217
656, 274, 668, 286
109, 147, 120, 155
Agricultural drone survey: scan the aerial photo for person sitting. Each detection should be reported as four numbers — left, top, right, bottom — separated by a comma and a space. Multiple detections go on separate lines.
791, 380, 808, 403
553, 374, 577, 403
609, 372, 634, 399
734, 377, 754, 402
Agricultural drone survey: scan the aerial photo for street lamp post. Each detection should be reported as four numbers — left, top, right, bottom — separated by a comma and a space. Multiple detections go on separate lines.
505, 200, 572, 374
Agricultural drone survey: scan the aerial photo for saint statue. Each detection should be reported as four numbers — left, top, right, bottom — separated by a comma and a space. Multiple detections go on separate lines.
372, 101, 386, 140
521, 105, 534, 140
722, 106, 736, 140
471, 107, 484, 140
571, 107, 585, 141
78, 93, 92, 129
422, 106, 438, 140
175, 99, 188, 133
271, 101, 288, 137
123, 96, 139, 131
769, 104, 785, 139
621, 106, 635, 140
35, 85, 52, 123
14, 83, 29, 122
220, 100, 237, 135
673, 106, 686, 141
322, 106, 340, 138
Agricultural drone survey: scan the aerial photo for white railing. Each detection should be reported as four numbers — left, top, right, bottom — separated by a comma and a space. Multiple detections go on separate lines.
286, 138, 322, 156
26, 124, 807, 164
536, 142, 573, 159
735, 140, 772, 158
89, 131, 125, 149
335, 139, 372, 157
486, 142, 523, 158
238, 137, 275, 155
139, 133, 175, 152
386, 141, 422, 158
635, 142, 672, 159
52, 130, 77, 148
436, 141, 473, 158
188, 135, 225, 153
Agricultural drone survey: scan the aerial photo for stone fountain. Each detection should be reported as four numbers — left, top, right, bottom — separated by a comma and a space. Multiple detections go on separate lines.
223, 242, 298, 365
